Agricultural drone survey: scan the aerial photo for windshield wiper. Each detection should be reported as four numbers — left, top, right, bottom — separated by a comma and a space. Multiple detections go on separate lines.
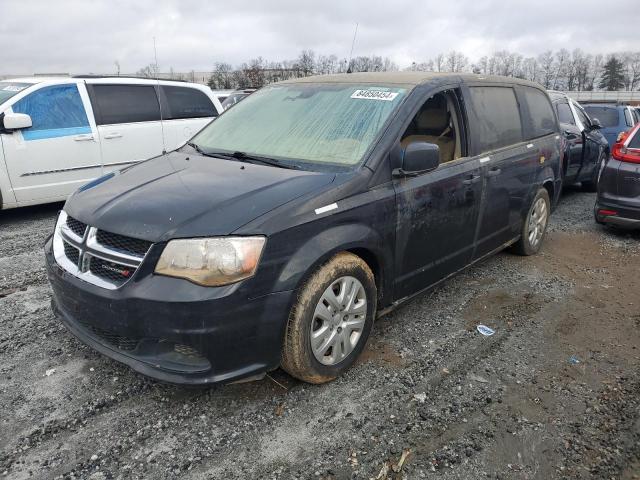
212, 150, 300, 170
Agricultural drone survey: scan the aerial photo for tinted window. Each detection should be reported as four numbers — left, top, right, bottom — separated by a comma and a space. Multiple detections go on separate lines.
162, 86, 216, 120
521, 87, 556, 139
468, 86, 522, 152
556, 102, 575, 125
91, 85, 160, 125
12, 84, 90, 141
583, 106, 619, 128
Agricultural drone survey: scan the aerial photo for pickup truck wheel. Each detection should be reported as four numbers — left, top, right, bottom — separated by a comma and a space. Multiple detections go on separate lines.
511, 188, 550, 256
281, 252, 376, 384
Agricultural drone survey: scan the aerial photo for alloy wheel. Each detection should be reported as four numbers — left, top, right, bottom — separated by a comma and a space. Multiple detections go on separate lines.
528, 197, 548, 247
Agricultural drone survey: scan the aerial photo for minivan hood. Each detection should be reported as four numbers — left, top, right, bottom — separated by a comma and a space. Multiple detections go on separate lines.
64, 152, 335, 242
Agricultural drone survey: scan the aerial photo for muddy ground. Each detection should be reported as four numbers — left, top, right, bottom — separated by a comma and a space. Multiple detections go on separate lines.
0, 188, 639, 480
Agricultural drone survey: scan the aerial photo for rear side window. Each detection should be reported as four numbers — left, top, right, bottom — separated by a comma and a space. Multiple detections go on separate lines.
556, 102, 575, 125
162, 86, 217, 120
91, 85, 160, 125
12, 84, 90, 141
583, 106, 619, 128
468, 86, 522, 152
520, 87, 557, 139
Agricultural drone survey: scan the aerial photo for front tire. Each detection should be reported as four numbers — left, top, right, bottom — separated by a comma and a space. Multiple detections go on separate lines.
511, 188, 551, 256
281, 252, 376, 384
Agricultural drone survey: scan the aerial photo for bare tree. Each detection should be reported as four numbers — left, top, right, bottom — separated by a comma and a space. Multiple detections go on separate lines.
207, 62, 234, 89
136, 63, 158, 78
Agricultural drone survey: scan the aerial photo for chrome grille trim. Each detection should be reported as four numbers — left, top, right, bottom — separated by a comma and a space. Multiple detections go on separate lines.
53, 211, 151, 290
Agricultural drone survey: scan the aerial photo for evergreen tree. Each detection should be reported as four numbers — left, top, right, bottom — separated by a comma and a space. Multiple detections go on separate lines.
599, 56, 626, 91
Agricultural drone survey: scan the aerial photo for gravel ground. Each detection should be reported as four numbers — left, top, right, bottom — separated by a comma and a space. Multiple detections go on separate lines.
0, 187, 639, 480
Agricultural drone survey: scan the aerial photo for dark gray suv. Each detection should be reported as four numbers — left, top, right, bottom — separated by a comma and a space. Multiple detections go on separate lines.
595, 123, 640, 229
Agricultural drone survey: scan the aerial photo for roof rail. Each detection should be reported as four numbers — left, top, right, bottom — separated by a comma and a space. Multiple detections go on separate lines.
72, 75, 188, 82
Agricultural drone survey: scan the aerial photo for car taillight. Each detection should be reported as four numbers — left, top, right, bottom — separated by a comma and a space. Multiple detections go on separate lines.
612, 128, 640, 164
612, 143, 640, 164
598, 209, 618, 216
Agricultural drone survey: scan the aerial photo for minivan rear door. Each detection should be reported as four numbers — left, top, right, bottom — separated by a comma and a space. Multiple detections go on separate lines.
87, 83, 164, 173
466, 85, 539, 259
158, 85, 219, 151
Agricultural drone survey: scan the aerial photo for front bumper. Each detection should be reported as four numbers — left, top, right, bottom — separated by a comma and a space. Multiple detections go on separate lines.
45, 237, 293, 385
594, 200, 640, 229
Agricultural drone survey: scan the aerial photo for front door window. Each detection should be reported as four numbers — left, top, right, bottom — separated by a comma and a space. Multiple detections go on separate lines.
12, 84, 91, 141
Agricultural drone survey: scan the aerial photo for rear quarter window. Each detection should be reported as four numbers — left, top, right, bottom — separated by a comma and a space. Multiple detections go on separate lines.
161, 86, 217, 119
583, 106, 619, 128
520, 87, 557, 139
468, 86, 523, 153
629, 129, 640, 149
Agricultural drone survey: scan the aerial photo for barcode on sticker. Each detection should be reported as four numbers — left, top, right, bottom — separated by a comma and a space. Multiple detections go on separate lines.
351, 89, 399, 101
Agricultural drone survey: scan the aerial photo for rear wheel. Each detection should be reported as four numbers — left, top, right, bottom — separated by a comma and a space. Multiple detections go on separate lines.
511, 188, 550, 256
281, 252, 376, 384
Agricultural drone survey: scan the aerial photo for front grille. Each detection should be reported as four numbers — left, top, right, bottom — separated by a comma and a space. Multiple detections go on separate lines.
54, 211, 154, 290
63, 241, 80, 266
89, 257, 133, 285
78, 319, 141, 351
96, 230, 152, 258
66, 216, 87, 238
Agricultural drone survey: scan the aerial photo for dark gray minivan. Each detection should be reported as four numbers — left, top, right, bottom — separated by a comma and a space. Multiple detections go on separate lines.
45, 73, 562, 386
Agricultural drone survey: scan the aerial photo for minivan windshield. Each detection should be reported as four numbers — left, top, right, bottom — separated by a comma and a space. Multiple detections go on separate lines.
191, 83, 407, 169
0, 82, 31, 105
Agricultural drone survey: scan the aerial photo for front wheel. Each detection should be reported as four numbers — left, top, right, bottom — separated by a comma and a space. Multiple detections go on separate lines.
511, 188, 551, 256
281, 252, 376, 384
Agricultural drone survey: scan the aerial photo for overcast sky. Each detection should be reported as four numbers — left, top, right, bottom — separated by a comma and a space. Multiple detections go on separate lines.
1, 0, 638, 75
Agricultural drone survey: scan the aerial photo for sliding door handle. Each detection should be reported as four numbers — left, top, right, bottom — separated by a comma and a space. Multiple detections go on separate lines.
103, 132, 123, 139
73, 134, 94, 142
462, 174, 481, 185
486, 168, 502, 177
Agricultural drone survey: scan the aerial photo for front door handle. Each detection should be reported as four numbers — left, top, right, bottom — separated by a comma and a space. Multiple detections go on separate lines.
103, 132, 123, 139
462, 174, 481, 185
73, 134, 94, 142
486, 168, 502, 177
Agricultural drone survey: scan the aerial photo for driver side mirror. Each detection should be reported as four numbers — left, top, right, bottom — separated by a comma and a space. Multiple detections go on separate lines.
394, 141, 440, 177
1, 112, 32, 132
590, 118, 602, 130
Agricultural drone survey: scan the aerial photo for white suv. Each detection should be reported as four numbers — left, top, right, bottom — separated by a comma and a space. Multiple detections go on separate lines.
0, 76, 223, 209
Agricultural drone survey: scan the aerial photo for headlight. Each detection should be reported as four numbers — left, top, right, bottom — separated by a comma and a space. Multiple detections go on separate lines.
155, 237, 266, 287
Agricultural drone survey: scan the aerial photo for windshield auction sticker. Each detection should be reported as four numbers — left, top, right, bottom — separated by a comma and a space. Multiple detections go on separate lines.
351, 89, 399, 101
